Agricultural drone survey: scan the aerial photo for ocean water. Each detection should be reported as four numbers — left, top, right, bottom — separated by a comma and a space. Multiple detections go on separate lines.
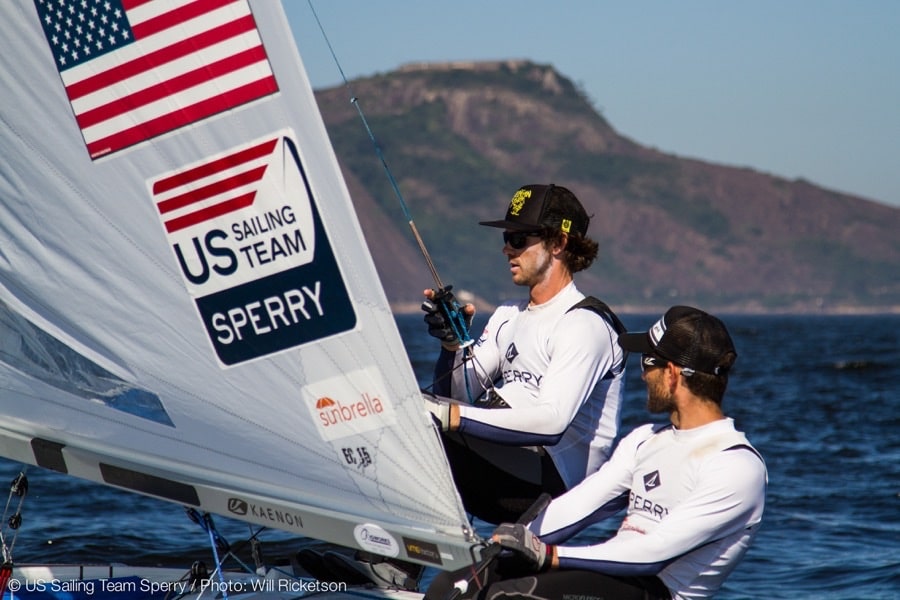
1, 314, 897, 599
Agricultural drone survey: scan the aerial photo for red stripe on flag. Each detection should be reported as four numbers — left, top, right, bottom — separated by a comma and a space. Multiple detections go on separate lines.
87, 76, 278, 158
65, 15, 258, 101
130, 0, 239, 40
157, 165, 268, 215
164, 192, 257, 233
153, 138, 277, 195
76, 46, 269, 129
122, 0, 155, 10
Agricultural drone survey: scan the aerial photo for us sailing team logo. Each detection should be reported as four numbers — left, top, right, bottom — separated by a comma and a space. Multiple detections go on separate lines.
148, 130, 356, 366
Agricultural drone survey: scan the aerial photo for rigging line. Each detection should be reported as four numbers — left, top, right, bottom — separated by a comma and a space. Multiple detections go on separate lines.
0, 472, 27, 562
202, 513, 229, 600
426, 344, 494, 407
306, 1, 472, 348
305, 1, 442, 286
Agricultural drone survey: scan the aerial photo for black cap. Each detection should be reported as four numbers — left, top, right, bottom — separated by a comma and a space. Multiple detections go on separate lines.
479, 184, 590, 237
618, 306, 737, 376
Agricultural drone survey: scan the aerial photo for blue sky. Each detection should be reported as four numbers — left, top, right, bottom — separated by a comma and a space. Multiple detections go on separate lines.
284, 1, 900, 209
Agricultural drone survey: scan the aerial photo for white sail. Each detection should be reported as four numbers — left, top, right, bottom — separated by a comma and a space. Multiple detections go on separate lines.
0, 0, 476, 570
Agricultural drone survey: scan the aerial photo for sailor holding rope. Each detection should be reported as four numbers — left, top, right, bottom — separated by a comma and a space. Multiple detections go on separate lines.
423, 184, 628, 524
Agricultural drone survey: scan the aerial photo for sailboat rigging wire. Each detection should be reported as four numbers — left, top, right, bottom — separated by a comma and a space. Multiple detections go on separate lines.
306, 1, 473, 349
202, 513, 229, 600
430, 343, 498, 405
0, 472, 28, 563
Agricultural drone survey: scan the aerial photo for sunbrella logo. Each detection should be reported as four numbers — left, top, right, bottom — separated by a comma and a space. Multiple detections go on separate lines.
306, 368, 397, 442
316, 394, 384, 427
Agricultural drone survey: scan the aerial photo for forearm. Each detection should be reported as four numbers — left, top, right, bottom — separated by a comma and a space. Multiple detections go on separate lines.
455, 399, 572, 444
432, 347, 460, 397
449, 403, 460, 430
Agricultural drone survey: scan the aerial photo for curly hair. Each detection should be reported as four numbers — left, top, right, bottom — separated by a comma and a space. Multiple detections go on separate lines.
530, 186, 597, 273
542, 228, 599, 273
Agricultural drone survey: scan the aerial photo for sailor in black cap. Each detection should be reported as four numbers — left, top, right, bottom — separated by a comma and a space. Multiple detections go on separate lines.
426, 306, 767, 600
422, 184, 627, 524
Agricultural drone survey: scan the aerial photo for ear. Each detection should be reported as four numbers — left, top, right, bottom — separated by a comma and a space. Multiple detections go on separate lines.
550, 232, 569, 256
665, 362, 681, 393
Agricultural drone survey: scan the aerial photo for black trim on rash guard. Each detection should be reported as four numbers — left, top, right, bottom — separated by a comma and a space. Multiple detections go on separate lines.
433, 347, 457, 397
559, 522, 756, 578
541, 492, 629, 545
540, 420, 767, 598
633, 423, 674, 453
435, 284, 626, 491
725, 443, 766, 464
567, 296, 628, 379
558, 555, 674, 577
457, 418, 564, 446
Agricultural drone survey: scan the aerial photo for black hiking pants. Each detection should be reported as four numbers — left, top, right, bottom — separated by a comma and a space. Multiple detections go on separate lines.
424, 555, 671, 600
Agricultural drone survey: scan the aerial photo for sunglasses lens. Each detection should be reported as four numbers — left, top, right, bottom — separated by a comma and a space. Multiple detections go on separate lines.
502, 231, 540, 249
503, 232, 525, 249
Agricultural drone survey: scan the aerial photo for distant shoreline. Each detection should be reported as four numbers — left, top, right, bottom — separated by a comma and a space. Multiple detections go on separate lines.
389, 302, 900, 316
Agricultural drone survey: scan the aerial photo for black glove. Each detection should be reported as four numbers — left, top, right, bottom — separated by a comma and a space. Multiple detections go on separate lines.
421, 286, 472, 349
492, 523, 552, 571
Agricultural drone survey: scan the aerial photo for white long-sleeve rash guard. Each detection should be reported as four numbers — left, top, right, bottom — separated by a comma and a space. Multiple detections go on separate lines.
434, 282, 626, 488
530, 418, 768, 599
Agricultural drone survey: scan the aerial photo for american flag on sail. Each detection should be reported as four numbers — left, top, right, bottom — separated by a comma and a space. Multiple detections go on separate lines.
33, 0, 278, 159
152, 137, 276, 233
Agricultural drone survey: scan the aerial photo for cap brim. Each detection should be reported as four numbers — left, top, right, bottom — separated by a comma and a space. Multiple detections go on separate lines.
617, 331, 653, 353
478, 219, 542, 231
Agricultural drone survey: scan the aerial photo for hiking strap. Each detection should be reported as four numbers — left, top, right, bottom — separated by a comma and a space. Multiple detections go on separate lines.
567, 296, 629, 378
567, 296, 628, 335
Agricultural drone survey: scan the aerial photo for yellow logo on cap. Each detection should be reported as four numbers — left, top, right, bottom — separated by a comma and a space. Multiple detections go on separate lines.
509, 189, 531, 216
561, 219, 572, 233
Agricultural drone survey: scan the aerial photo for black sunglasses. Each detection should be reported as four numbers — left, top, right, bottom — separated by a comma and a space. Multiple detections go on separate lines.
502, 230, 543, 250
641, 354, 669, 372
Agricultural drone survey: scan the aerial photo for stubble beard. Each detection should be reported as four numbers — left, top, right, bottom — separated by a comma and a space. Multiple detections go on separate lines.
512, 247, 553, 287
646, 373, 675, 414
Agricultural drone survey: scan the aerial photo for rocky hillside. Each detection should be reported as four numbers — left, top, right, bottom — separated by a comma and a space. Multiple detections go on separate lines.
313, 60, 900, 314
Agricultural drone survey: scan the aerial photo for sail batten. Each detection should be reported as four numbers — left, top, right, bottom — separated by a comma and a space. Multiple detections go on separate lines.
0, 0, 476, 570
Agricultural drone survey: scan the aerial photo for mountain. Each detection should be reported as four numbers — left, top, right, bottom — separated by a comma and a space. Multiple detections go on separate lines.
312, 60, 900, 314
